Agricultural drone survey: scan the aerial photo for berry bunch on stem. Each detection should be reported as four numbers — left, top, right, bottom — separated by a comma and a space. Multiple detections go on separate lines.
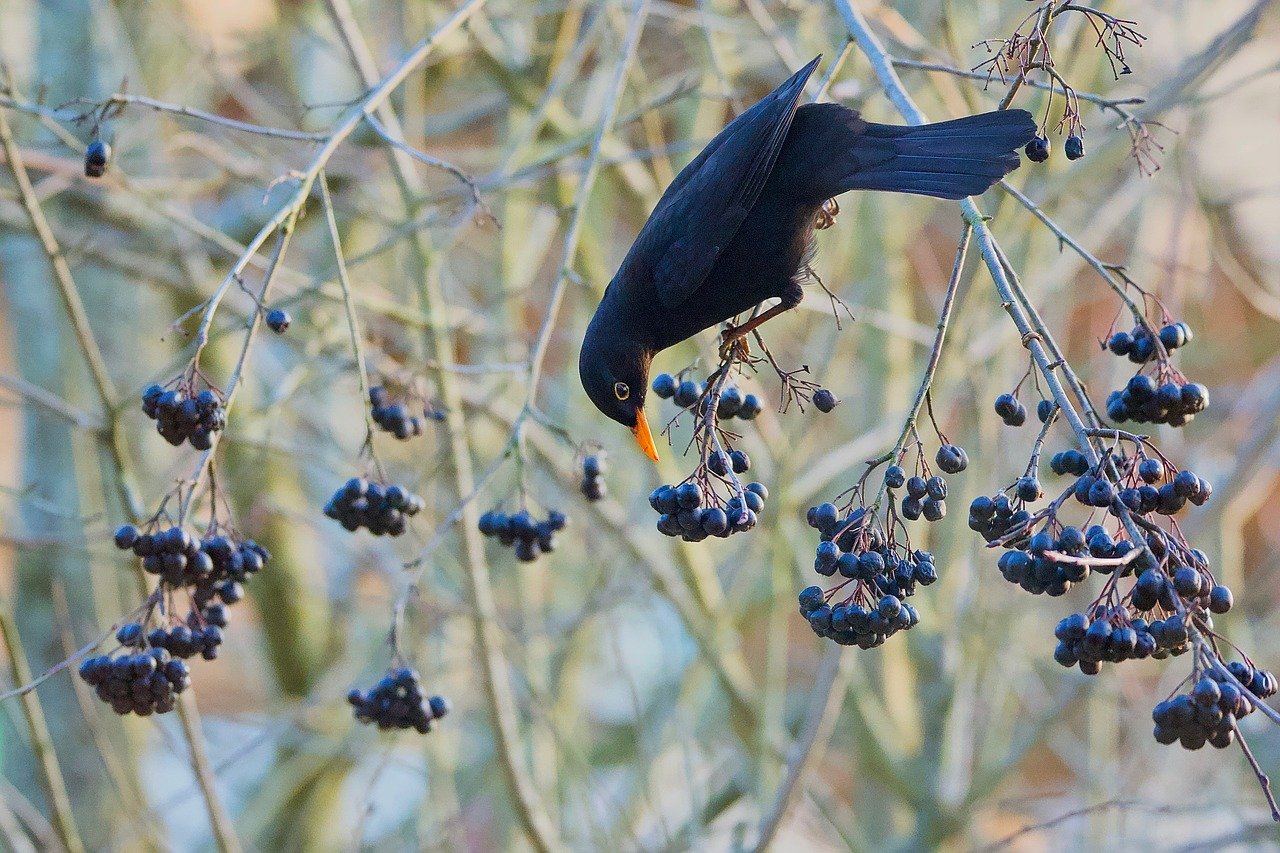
1104, 316, 1207, 427
349, 666, 450, 734
477, 506, 568, 563
368, 381, 445, 440
578, 450, 607, 501
324, 477, 424, 537
86, 489, 268, 716
141, 374, 226, 450
648, 341, 776, 540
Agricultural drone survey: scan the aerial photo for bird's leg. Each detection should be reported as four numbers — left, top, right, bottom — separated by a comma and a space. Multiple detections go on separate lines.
814, 198, 840, 230
719, 301, 792, 359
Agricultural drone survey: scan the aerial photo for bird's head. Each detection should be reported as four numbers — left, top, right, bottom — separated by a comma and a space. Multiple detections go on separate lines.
579, 317, 659, 462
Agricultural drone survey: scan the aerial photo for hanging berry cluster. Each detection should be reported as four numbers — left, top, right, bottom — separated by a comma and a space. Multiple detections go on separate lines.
579, 453, 607, 501
477, 508, 568, 562
798, 502, 935, 647
78, 636, 190, 717
1104, 320, 1207, 427
1153, 664, 1278, 751
349, 667, 450, 733
651, 372, 763, 421
324, 478, 424, 536
797, 439, 962, 646
649, 478, 768, 541
86, 522, 268, 716
369, 385, 444, 440
142, 381, 226, 450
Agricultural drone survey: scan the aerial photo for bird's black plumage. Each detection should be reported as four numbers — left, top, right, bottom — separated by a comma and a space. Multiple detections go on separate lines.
580, 56, 1036, 460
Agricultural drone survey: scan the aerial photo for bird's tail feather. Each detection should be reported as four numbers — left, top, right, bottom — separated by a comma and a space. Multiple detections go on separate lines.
838, 109, 1037, 200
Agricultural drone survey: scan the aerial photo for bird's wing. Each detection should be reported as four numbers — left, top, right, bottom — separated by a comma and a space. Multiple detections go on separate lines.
636, 57, 820, 310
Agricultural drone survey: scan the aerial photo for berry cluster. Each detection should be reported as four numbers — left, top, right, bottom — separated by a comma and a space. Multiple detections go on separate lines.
1104, 321, 1207, 427
114, 523, 265, 610
1052, 598, 1211, 674
580, 453, 606, 501
1107, 321, 1193, 364
649, 474, 767, 542
975, 449, 1213, 599
141, 382, 226, 450
1105, 373, 1209, 428
78, 645, 189, 717
324, 478, 424, 536
799, 505, 934, 647
477, 507, 567, 562
881, 443, 970, 522
94, 522, 265, 716
348, 667, 450, 733
651, 372, 762, 420
369, 385, 443, 440
1153, 664, 1277, 751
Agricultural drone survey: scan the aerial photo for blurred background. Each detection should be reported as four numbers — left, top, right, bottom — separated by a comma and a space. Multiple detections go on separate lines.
0, 0, 1277, 850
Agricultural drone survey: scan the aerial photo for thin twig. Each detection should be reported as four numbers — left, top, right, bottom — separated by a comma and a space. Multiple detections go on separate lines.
874, 224, 972, 509
890, 57, 1145, 111
0, 604, 85, 853
363, 112, 486, 213
998, 179, 1151, 333
318, 172, 386, 482
0, 107, 143, 520
981, 799, 1167, 851
180, 222, 297, 524
0, 374, 102, 431
1235, 729, 1280, 822
66, 92, 331, 141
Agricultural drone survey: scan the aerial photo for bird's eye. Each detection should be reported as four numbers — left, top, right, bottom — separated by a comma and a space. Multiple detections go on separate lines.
614, 382, 630, 401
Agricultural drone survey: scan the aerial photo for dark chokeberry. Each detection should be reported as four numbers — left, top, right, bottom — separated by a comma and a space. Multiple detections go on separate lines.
673, 380, 700, 408
84, 140, 111, 177
265, 308, 291, 334
651, 373, 676, 399
1025, 135, 1050, 163
884, 465, 906, 489
905, 476, 928, 500
935, 444, 968, 474
812, 389, 838, 413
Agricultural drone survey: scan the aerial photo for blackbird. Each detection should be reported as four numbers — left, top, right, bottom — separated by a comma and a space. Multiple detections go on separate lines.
580, 56, 1035, 460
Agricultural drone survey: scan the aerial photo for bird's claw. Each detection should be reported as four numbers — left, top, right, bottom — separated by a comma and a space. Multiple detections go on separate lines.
814, 198, 840, 230
718, 328, 750, 361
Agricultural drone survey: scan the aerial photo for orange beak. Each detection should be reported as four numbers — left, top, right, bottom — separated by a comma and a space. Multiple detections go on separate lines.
631, 409, 659, 462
